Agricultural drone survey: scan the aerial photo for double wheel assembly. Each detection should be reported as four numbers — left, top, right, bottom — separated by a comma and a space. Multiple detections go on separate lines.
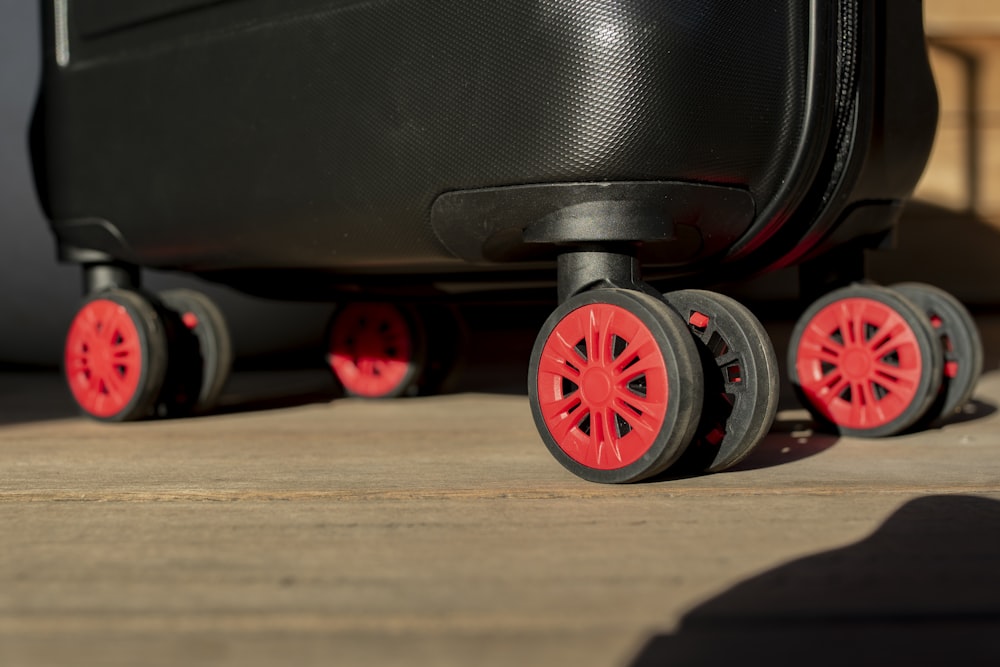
64, 287, 232, 422
528, 286, 779, 483
789, 282, 982, 438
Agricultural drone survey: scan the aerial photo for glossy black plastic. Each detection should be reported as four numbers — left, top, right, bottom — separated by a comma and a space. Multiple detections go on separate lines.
33, 0, 937, 297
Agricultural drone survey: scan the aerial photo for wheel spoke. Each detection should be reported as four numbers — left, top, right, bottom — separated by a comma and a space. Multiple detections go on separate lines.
852, 309, 869, 347
103, 307, 130, 346
873, 364, 920, 390
66, 352, 90, 372
99, 367, 126, 403
598, 310, 617, 367
112, 341, 140, 359
860, 380, 877, 406
614, 397, 660, 434
546, 393, 583, 419
617, 355, 663, 383
714, 351, 741, 369
551, 331, 588, 369
860, 381, 888, 424
836, 303, 856, 345
76, 327, 100, 354
869, 321, 905, 353
847, 382, 865, 425
587, 310, 603, 366
807, 321, 842, 349
613, 339, 656, 375
693, 320, 718, 347
91, 391, 108, 414
549, 405, 588, 445
799, 344, 840, 365
811, 375, 848, 405
594, 409, 622, 467
538, 351, 582, 379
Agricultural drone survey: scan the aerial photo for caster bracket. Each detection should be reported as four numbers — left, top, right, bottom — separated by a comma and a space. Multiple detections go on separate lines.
82, 262, 141, 295
556, 247, 659, 304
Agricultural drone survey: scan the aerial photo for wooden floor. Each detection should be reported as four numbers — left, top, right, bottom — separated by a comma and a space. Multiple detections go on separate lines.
3, 316, 1000, 666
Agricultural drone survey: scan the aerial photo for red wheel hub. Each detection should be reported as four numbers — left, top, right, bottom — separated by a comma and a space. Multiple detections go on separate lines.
535, 303, 669, 470
64, 299, 145, 418
796, 297, 924, 430
329, 303, 414, 397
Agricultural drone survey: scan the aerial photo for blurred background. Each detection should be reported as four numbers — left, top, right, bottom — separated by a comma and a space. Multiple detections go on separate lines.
1, 0, 998, 367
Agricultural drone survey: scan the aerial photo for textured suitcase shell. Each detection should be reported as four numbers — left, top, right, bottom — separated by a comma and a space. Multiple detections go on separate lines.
33, 0, 936, 297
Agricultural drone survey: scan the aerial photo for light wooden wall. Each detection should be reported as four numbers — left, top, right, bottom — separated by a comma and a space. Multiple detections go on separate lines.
866, 2, 1000, 303
918, 2, 1000, 216
925, 0, 1000, 36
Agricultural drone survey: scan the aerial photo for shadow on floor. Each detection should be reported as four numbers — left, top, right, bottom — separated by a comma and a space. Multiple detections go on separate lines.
728, 418, 840, 472
726, 394, 997, 473
212, 368, 341, 417
627, 494, 1000, 667
0, 366, 79, 426
934, 398, 997, 427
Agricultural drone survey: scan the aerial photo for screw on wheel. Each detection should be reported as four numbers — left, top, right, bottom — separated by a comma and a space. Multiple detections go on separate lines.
528, 289, 702, 483
662, 290, 779, 472
159, 289, 233, 414
891, 282, 983, 424
63, 289, 168, 422
789, 285, 943, 437
327, 302, 426, 398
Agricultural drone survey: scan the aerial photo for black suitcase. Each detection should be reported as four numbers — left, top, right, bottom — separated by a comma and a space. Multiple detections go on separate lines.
35, 1, 973, 483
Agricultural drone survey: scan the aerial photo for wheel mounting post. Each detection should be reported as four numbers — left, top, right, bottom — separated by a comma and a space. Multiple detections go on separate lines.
82, 262, 141, 295
556, 246, 656, 304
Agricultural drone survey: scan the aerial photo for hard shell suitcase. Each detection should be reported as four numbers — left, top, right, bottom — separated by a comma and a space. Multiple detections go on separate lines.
34, 1, 973, 483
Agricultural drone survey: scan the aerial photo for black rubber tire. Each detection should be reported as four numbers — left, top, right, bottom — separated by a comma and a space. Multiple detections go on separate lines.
528, 288, 703, 484
788, 284, 944, 438
159, 289, 233, 414
327, 302, 427, 398
891, 283, 983, 424
63, 289, 169, 422
662, 290, 780, 473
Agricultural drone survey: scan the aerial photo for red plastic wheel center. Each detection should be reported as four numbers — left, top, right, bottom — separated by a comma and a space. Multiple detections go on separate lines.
536, 303, 669, 470
582, 369, 613, 403
796, 297, 924, 430
841, 349, 871, 378
64, 299, 144, 418
329, 303, 413, 398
